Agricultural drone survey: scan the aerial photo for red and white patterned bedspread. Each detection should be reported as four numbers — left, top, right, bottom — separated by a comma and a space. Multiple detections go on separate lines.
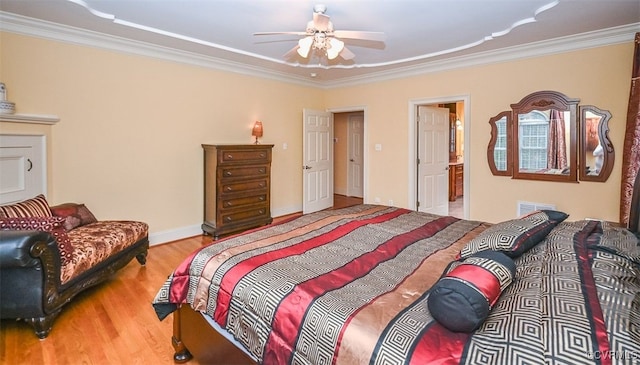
153, 205, 640, 365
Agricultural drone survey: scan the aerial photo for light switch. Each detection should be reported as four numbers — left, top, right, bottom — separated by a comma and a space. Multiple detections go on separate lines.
375, 144, 382, 151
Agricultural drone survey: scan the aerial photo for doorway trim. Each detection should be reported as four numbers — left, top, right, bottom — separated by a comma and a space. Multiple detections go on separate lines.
408, 95, 470, 218
328, 105, 368, 203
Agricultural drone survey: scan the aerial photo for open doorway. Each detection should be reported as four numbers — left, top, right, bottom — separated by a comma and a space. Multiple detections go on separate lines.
302, 107, 366, 214
333, 111, 364, 208
409, 96, 469, 219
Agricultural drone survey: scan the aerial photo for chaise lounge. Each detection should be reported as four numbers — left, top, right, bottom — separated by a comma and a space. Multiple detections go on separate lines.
0, 195, 148, 338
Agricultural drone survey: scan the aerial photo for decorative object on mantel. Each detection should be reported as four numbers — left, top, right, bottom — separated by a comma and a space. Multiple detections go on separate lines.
0, 82, 16, 114
252, 120, 263, 144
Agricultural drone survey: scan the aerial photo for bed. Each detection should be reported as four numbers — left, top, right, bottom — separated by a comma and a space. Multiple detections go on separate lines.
153, 187, 640, 364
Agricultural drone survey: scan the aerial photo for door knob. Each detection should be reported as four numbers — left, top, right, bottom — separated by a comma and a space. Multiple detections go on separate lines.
303, 165, 312, 170
350, 159, 354, 162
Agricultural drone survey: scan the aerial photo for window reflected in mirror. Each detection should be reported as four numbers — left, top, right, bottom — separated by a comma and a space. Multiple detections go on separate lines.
487, 111, 511, 176
517, 110, 571, 175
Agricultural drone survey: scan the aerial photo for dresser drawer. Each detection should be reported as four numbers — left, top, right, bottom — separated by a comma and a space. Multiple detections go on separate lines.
220, 178, 268, 195
218, 149, 271, 165
219, 165, 268, 180
219, 193, 268, 211
219, 206, 269, 226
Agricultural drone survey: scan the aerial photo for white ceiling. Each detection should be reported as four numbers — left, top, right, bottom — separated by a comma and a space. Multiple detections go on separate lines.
1, 0, 639, 86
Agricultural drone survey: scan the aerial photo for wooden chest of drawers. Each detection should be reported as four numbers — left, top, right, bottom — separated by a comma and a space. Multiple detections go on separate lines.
201, 144, 273, 238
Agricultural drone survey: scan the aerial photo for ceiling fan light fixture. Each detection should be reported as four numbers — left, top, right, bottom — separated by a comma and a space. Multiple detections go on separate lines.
297, 36, 314, 58
326, 37, 344, 60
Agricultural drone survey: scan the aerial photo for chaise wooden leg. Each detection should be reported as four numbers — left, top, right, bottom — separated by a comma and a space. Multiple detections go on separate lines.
25, 310, 61, 339
135, 250, 148, 265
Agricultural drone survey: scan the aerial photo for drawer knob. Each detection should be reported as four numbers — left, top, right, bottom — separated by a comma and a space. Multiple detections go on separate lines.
225, 171, 232, 176
259, 153, 265, 158
225, 202, 232, 207
226, 186, 233, 191
225, 217, 232, 222
259, 168, 265, 173
259, 183, 265, 187
259, 209, 264, 214
259, 196, 264, 201
226, 154, 233, 159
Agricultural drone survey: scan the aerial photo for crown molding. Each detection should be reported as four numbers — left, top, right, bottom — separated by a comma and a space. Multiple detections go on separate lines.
1, 12, 638, 89
322, 22, 640, 89
0, 12, 321, 88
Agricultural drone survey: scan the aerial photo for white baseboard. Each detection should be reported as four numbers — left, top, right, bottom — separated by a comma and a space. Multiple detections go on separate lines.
271, 204, 302, 218
148, 207, 303, 246
149, 224, 202, 246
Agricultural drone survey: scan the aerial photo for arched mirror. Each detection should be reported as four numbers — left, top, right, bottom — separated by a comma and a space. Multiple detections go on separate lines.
579, 105, 614, 182
511, 91, 578, 182
487, 90, 614, 183
487, 111, 512, 176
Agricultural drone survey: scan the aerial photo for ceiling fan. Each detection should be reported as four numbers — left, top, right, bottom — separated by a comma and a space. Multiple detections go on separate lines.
254, 4, 385, 61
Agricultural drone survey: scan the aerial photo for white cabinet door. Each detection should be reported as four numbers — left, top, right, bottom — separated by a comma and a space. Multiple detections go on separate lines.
0, 135, 46, 204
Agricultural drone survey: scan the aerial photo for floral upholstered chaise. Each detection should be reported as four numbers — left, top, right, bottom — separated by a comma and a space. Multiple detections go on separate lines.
0, 195, 148, 338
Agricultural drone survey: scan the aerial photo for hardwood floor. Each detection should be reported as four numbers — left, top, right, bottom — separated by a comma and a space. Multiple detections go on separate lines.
0, 195, 363, 365
0, 235, 211, 365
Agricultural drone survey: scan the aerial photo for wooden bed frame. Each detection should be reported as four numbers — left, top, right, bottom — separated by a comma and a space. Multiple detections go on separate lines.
170, 174, 640, 364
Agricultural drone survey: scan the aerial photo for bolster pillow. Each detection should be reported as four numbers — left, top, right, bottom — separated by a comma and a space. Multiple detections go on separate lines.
427, 250, 516, 332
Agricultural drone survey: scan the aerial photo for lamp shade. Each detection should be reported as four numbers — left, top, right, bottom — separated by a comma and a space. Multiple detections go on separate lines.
297, 36, 313, 58
252, 121, 263, 137
252, 121, 263, 144
326, 38, 344, 60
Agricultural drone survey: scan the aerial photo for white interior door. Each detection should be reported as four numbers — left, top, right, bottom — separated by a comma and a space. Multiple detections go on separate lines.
417, 106, 449, 215
303, 109, 333, 214
0, 134, 46, 204
347, 114, 364, 198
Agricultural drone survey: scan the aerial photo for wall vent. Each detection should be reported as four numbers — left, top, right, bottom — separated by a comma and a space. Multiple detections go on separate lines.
517, 201, 556, 217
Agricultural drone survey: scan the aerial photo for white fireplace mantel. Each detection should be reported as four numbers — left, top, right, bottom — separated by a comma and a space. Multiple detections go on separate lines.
0, 113, 60, 125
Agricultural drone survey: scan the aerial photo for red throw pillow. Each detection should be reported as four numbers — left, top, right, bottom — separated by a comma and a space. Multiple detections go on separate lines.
50, 203, 98, 231
0, 216, 73, 265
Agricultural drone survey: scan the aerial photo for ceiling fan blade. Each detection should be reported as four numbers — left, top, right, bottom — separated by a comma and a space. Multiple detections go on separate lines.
254, 31, 308, 36
283, 45, 300, 59
339, 46, 355, 60
333, 30, 386, 42
313, 12, 331, 32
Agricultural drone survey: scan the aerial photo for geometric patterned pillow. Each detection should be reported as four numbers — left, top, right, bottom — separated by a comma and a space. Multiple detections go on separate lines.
427, 250, 516, 332
0, 216, 73, 265
0, 194, 53, 218
50, 203, 98, 231
458, 210, 568, 259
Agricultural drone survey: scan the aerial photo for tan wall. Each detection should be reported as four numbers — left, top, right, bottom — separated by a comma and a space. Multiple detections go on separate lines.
0, 32, 323, 237
1, 31, 633, 240
326, 42, 633, 223
333, 113, 348, 195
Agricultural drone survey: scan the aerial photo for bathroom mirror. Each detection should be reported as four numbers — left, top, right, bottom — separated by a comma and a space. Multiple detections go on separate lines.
579, 105, 614, 182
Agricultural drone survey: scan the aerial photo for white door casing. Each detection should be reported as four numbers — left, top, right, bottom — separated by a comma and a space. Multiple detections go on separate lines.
303, 109, 333, 214
347, 114, 364, 198
0, 134, 46, 204
417, 106, 449, 215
